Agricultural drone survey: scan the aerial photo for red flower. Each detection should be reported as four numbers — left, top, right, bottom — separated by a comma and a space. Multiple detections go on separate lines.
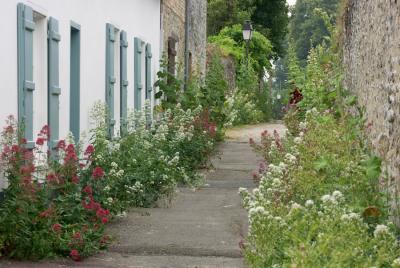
20, 138, 27, 144
73, 232, 81, 240
40, 125, 50, 139
46, 173, 57, 183
70, 249, 80, 261
84, 144, 95, 156
36, 137, 45, 146
39, 207, 54, 218
92, 167, 104, 179
57, 140, 66, 150
52, 223, 62, 233
101, 217, 108, 224
71, 175, 79, 184
11, 144, 19, 153
82, 185, 93, 195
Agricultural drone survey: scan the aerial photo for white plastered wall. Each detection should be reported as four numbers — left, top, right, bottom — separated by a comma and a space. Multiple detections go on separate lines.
0, 0, 161, 141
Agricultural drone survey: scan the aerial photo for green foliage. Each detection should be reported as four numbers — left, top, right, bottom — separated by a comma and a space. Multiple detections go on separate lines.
242, 109, 398, 267
207, 0, 255, 37
289, 0, 340, 65
207, 0, 289, 57
0, 101, 217, 260
251, 0, 290, 57
202, 55, 229, 137
154, 55, 183, 111
226, 62, 272, 125
208, 24, 273, 77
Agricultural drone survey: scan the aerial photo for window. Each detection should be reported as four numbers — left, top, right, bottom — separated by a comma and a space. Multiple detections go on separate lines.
70, 22, 80, 143
167, 37, 177, 80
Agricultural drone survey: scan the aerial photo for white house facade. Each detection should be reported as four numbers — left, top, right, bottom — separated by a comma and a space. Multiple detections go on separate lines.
0, 0, 161, 148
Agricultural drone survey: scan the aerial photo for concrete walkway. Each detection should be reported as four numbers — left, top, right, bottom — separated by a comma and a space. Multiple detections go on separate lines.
2, 123, 285, 268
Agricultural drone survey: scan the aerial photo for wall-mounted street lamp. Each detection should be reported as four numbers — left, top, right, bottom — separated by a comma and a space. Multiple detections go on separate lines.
242, 20, 253, 68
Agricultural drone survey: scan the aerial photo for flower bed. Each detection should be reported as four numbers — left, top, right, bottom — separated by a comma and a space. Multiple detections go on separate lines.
240, 109, 400, 267
0, 104, 216, 260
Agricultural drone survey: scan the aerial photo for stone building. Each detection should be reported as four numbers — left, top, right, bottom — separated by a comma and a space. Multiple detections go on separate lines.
161, 0, 207, 80
342, 0, 400, 219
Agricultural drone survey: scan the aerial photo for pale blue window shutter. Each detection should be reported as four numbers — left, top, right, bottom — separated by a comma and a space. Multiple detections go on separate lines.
145, 43, 152, 101
17, 3, 35, 149
48, 17, 61, 150
120, 31, 128, 135
105, 23, 115, 138
134, 37, 143, 110
70, 22, 81, 143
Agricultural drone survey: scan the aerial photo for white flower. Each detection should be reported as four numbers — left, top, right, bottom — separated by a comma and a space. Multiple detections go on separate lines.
111, 162, 118, 169
374, 224, 389, 237
272, 178, 281, 187
252, 188, 260, 195
321, 194, 337, 205
238, 187, 248, 194
294, 137, 302, 144
305, 200, 314, 207
104, 185, 111, 191
290, 202, 303, 211
341, 212, 360, 221
332, 190, 344, 201
392, 257, 400, 268
107, 197, 113, 203
284, 153, 297, 165
299, 121, 307, 130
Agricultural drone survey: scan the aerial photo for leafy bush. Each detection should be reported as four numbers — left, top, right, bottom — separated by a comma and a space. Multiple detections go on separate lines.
241, 15, 400, 267
0, 117, 109, 260
241, 110, 399, 267
0, 101, 216, 261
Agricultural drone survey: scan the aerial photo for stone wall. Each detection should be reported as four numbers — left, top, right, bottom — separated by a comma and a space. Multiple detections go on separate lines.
161, 0, 186, 70
342, 0, 400, 217
188, 0, 207, 77
161, 0, 207, 78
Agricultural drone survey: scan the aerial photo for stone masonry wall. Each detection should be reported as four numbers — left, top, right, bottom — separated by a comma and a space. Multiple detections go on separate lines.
189, 0, 207, 77
162, 0, 186, 71
161, 0, 207, 78
343, 0, 400, 217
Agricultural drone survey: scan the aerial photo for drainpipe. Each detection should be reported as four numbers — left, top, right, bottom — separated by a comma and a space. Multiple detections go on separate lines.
184, 0, 190, 90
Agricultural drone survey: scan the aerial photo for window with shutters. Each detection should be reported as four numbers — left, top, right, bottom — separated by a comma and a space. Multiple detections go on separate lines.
167, 37, 177, 81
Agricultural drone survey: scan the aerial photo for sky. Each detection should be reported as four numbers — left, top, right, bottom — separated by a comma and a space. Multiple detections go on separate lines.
287, 0, 297, 6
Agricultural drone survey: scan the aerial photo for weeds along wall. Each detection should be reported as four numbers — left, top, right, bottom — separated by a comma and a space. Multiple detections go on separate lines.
342, 0, 400, 219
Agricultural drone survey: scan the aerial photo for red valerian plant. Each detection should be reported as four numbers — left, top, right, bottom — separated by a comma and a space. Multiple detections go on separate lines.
0, 116, 110, 261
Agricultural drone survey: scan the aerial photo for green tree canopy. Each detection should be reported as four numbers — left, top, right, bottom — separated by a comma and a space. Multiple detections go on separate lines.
289, 0, 339, 65
207, 0, 289, 57
208, 24, 273, 78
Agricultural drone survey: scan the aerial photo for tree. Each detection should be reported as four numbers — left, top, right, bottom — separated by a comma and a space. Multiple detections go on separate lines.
251, 0, 290, 57
207, 0, 254, 37
208, 24, 273, 79
207, 0, 289, 57
289, 0, 339, 65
